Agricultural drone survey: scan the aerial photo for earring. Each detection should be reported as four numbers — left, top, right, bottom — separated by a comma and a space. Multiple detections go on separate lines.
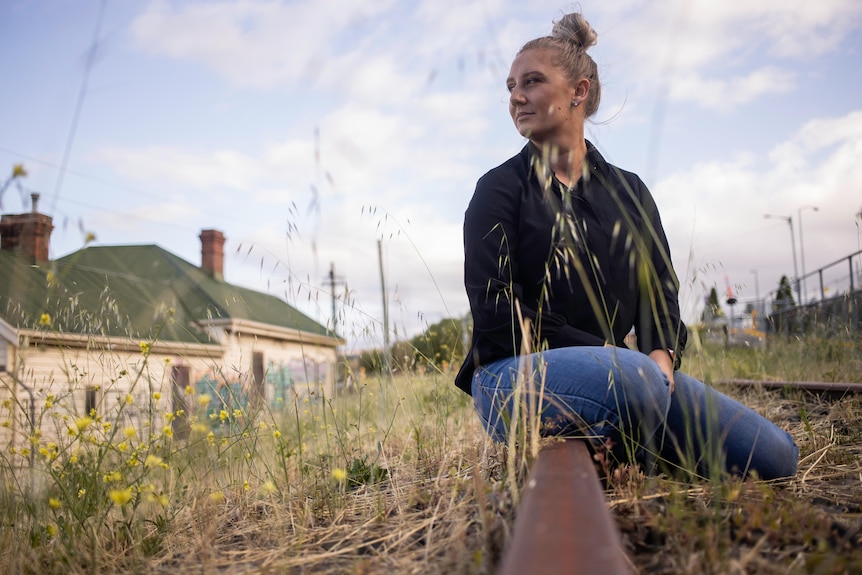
573, 101, 579, 107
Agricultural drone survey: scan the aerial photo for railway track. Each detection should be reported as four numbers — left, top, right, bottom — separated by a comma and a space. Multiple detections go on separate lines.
498, 439, 632, 575
717, 378, 862, 394
497, 379, 859, 574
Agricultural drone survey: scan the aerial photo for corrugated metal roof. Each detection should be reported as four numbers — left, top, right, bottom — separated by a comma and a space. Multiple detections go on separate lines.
0, 244, 331, 343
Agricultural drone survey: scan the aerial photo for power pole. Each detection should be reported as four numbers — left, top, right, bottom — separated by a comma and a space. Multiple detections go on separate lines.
328, 262, 339, 336
377, 240, 391, 383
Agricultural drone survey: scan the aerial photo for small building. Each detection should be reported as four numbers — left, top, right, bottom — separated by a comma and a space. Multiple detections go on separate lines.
0, 194, 341, 446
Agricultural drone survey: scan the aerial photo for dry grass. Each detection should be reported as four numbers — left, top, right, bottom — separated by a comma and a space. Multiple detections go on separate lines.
2, 338, 862, 574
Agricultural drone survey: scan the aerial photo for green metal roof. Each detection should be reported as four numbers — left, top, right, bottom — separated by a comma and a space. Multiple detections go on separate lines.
0, 245, 332, 343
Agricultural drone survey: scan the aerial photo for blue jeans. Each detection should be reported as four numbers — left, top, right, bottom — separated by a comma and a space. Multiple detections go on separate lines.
471, 347, 798, 479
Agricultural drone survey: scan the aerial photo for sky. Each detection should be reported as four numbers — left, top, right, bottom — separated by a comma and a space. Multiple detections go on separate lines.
2, 0, 861, 352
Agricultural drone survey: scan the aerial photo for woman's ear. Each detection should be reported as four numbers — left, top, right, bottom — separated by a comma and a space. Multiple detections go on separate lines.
575, 78, 590, 101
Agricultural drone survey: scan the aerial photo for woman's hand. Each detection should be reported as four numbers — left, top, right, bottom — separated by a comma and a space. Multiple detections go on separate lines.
648, 349, 675, 394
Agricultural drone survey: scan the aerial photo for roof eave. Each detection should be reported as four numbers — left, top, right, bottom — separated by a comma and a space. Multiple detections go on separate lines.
17, 329, 223, 356
202, 318, 344, 347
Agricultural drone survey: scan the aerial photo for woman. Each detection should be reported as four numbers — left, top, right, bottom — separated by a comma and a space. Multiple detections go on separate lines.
454, 12, 797, 479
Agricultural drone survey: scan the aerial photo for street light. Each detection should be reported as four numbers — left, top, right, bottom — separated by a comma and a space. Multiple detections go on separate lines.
750, 268, 760, 320
798, 205, 819, 302
764, 213, 800, 305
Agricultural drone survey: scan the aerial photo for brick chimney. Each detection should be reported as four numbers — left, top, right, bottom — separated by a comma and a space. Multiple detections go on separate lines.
199, 229, 225, 280
0, 193, 54, 262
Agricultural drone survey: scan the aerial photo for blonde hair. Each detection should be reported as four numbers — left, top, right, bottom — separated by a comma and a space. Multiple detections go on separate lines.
519, 12, 601, 117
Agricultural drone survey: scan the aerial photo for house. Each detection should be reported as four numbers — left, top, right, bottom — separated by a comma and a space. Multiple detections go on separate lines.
0, 194, 341, 445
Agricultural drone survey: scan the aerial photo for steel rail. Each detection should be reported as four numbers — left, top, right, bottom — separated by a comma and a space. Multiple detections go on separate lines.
498, 439, 632, 575
717, 379, 862, 394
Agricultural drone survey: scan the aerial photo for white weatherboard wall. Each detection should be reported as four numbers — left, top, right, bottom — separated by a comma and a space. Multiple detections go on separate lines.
0, 325, 338, 448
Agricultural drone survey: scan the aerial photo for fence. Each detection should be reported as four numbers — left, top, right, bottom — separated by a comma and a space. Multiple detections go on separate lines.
768, 249, 862, 336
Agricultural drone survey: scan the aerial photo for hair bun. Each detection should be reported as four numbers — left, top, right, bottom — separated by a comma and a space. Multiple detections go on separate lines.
551, 12, 597, 50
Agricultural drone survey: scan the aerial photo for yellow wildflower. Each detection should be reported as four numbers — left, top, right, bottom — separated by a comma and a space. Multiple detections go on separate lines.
77, 488, 86, 498
261, 480, 277, 494
103, 470, 122, 483
209, 491, 225, 504
331, 468, 348, 482
46, 523, 58, 537
139, 341, 151, 355
219, 410, 229, 421
48, 497, 62, 510
109, 487, 133, 506
39, 313, 51, 327
123, 426, 136, 438
184, 385, 194, 396
12, 164, 27, 178
74, 417, 93, 433
273, 430, 281, 439
152, 392, 161, 401
198, 394, 211, 406
144, 454, 163, 468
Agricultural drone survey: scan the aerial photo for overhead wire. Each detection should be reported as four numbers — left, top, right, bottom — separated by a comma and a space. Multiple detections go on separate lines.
49, 0, 107, 214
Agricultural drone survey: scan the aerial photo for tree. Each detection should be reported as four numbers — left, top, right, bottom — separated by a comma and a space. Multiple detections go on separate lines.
411, 317, 468, 370
701, 286, 724, 323
773, 275, 795, 310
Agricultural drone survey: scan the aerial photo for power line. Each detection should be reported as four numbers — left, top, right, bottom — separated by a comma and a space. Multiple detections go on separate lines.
50, 0, 107, 214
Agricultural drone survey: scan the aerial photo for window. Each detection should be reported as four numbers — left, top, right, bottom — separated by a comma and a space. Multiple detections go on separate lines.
85, 387, 98, 416
0, 338, 7, 372
251, 352, 265, 411
171, 365, 190, 440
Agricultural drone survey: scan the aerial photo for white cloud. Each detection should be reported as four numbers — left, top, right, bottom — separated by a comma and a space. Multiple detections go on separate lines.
668, 67, 796, 109
656, 110, 862, 312
600, 0, 862, 109
130, 0, 397, 89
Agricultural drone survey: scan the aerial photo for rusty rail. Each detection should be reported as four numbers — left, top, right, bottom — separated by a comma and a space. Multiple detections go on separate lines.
498, 439, 631, 575
718, 379, 862, 394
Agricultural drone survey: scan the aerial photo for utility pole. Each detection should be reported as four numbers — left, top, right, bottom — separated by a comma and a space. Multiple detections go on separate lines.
764, 213, 800, 305
798, 205, 818, 302
377, 240, 391, 383
750, 268, 760, 329
327, 262, 342, 336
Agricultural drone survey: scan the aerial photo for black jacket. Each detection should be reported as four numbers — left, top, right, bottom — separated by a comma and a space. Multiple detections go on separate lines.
454, 142, 687, 394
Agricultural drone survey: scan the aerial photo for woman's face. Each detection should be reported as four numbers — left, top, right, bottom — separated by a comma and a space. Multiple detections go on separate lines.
507, 48, 579, 145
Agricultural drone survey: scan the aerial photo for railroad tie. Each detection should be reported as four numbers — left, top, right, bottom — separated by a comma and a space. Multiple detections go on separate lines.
498, 439, 632, 575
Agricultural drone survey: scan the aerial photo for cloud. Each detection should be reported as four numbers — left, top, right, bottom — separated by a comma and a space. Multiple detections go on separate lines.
130, 0, 397, 89
667, 66, 796, 109
600, 0, 862, 109
655, 110, 862, 310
